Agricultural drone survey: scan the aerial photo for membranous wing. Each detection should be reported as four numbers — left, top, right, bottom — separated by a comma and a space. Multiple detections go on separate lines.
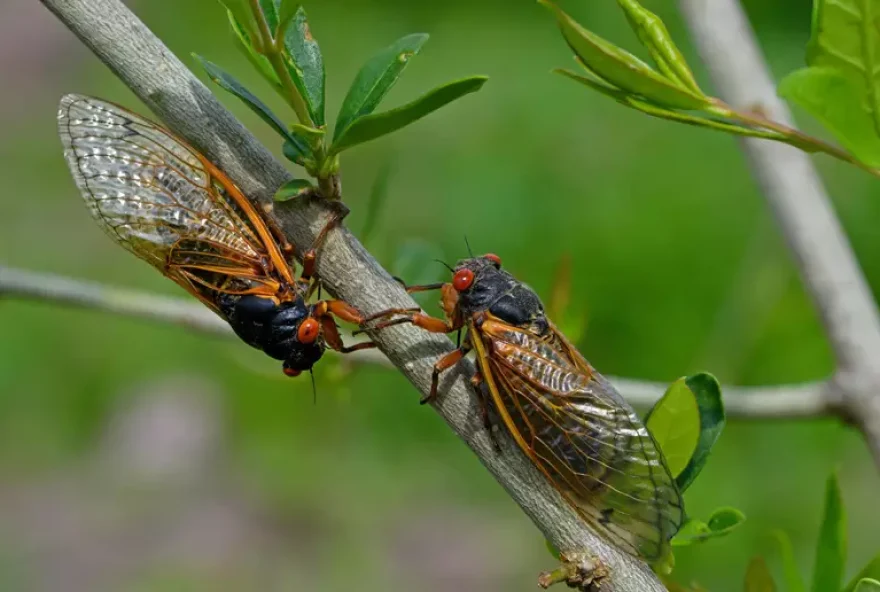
58, 94, 293, 312
475, 317, 683, 561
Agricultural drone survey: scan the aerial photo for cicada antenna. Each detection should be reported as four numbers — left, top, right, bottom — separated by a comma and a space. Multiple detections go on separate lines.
433, 259, 455, 273
310, 369, 317, 405
464, 236, 474, 258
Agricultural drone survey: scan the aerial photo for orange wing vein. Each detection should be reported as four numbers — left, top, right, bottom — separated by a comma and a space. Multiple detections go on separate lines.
57, 94, 293, 312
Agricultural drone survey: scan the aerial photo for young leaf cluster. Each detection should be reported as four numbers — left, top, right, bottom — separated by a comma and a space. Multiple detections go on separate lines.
540, 0, 880, 179
778, 0, 880, 168
744, 473, 880, 592
196, 0, 487, 200
644, 373, 744, 558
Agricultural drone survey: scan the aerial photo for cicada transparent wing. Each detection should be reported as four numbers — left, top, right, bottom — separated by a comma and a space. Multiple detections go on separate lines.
473, 317, 683, 561
57, 94, 294, 312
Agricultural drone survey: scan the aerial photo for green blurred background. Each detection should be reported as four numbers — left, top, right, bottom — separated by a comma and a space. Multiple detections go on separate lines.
1, 0, 878, 590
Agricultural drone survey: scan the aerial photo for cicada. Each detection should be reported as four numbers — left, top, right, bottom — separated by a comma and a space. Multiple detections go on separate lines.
58, 94, 372, 376
361, 254, 683, 561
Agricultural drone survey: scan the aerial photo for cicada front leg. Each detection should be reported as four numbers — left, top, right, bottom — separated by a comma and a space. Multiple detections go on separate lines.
312, 299, 377, 354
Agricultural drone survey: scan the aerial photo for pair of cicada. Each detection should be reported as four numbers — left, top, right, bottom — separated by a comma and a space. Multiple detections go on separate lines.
59, 95, 682, 564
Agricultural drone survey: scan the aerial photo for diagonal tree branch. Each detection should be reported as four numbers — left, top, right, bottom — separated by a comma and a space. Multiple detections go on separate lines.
679, 0, 880, 470
38, 0, 664, 588
1, 265, 835, 418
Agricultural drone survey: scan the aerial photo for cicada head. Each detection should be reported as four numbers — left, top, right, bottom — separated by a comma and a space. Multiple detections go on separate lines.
451, 254, 548, 334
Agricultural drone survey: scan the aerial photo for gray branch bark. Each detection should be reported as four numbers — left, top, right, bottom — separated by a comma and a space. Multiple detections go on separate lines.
679, 0, 880, 469
2, 265, 834, 418
38, 0, 665, 588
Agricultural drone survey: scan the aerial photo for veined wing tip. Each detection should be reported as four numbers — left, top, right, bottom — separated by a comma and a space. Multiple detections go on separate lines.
58, 93, 89, 111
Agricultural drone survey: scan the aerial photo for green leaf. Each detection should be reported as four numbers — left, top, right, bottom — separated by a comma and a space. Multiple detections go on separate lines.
745, 557, 777, 592
258, 0, 279, 35
557, 67, 791, 142
330, 76, 487, 155
843, 554, 880, 592
675, 373, 725, 492
670, 507, 745, 546
545, 539, 561, 560
227, 9, 281, 87
779, 67, 880, 168
772, 530, 806, 592
218, 0, 260, 44
282, 7, 325, 125
804, 0, 880, 137
334, 33, 430, 141
360, 158, 393, 246
291, 122, 325, 146
539, 0, 709, 110
274, 178, 314, 202
615, 0, 703, 95
194, 54, 299, 147
277, 0, 300, 35
811, 472, 846, 592
855, 580, 880, 592
282, 138, 310, 166
645, 377, 700, 479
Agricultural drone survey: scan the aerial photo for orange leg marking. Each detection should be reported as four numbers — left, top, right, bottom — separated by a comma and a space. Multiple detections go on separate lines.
359, 307, 422, 325
368, 313, 455, 334
319, 315, 377, 354
260, 204, 298, 261
322, 299, 366, 324
422, 344, 469, 405
301, 202, 348, 281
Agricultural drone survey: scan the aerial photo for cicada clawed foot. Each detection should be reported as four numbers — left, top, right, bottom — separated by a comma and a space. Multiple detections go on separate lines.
352, 307, 422, 336
537, 552, 608, 591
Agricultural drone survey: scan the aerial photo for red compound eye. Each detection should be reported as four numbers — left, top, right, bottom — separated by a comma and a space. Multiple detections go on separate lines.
484, 253, 502, 267
297, 318, 320, 344
283, 367, 301, 377
453, 268, 475, 291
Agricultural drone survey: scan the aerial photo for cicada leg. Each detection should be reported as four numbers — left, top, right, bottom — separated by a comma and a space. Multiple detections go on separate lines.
312, 299, 377, 353
301, 200, 350, 282
260, 202, 297, 261
391, 276, 446, 294
472, 371, 501, 452
422, 342, 471, 405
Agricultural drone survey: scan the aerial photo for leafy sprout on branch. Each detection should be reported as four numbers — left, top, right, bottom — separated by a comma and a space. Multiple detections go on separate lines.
196, 0, 487, 200
540, 0, 880, 179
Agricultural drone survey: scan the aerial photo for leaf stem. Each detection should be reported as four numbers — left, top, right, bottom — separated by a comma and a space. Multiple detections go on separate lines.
715, 100, 880, 179
246, 0, 341, 197
247, 0, 314, 128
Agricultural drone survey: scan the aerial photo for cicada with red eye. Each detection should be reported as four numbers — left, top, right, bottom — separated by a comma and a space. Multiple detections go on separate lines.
360, 253, 683, 562
58, 94, 373, 376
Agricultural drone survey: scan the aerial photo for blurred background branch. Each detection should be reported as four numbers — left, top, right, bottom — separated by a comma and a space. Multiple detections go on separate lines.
679, 0, 880, 471
0, 265, 838, 419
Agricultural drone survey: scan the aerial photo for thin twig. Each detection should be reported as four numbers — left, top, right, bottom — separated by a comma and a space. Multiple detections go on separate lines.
39, 0, 665, 588
0, 265, 837, 418
679, 0, 880, 469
